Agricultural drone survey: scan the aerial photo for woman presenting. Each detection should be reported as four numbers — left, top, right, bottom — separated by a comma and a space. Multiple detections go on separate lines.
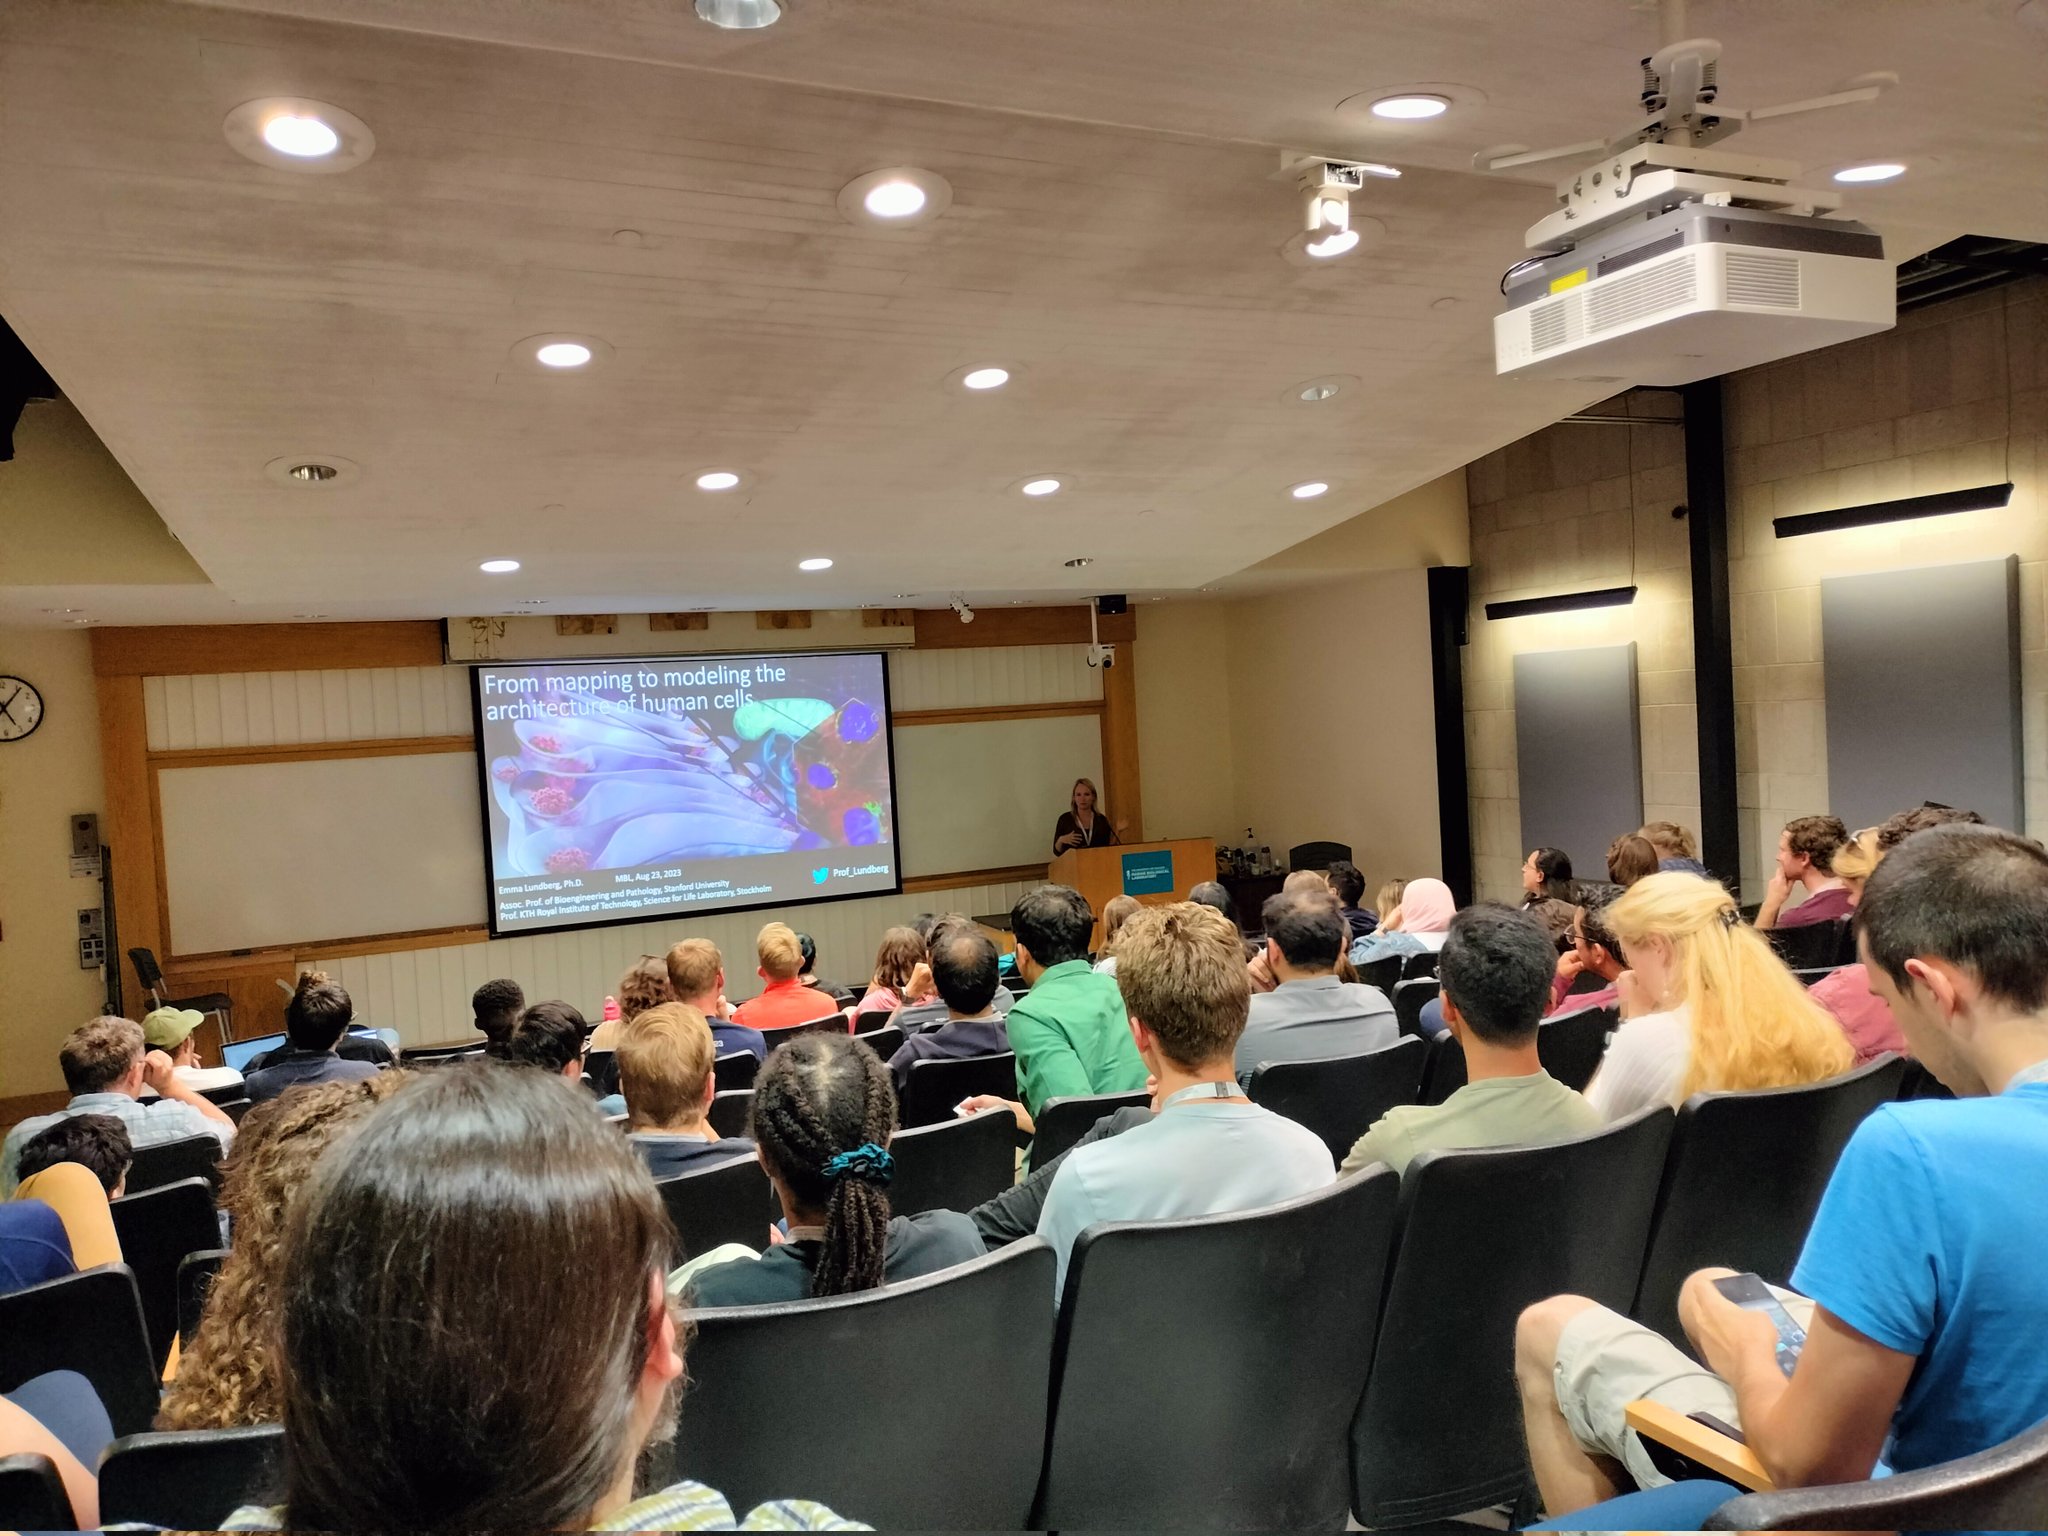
1052, 777, 1120, 856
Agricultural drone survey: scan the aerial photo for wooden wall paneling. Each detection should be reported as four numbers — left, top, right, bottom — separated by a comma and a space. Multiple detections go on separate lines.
95, 673, 164, 1016
649, 613, 710, 632
1100, 641, 1144, 842
755, 611, 813, 630
146, 736, 475, 770
893, 702, 1104, 728
142, 665, 471, 751
91, 621, 443, 677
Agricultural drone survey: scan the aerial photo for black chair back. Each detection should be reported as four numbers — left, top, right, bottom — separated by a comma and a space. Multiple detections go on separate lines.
127, 945, 167, 992
1247, 1039, 1426, 1162
1632, 1054, 1908, 1343
583, 1048, 619, 1099
222, 1097, 255, 1124
1538, 1004, 1618, 1092
851, 1006, 896, 1034
1350, 1106, 1675, 1527
399, 1039, 487, 1064
1031, 1090, 1149, 1167
176, 1247, 230, 1347
1288, 840, 1352, 872
110, 1176, 220, 1369
889, 1107, 1014, 1217
1037, 1168, 1401, 1529
1400, 948, 1441, 980
677, 1241, 1054, 1527
1419, 1032, 1467, 1105
195, 1080, 247, 1106
0, 1265, 159, 1436
1357, 955, 1403, 992
656, 1156, 774, 1259
756, 1014, 846, 1053
1790, 965, 1839, 986
1704, 1408, 2048, 1530
0, 1454, 74, 1531
851, 1023, 905, 1063
900, 1050, 1017, 1128
1766, 916, 1850, 970
125, 1133, 222, 1194
707, 1088, 753, 1140
1391, 977, 1440, 1039
1898, 1057, 1954, 1101
98, 1425, 285, 1529
711, 1049, 758, 1092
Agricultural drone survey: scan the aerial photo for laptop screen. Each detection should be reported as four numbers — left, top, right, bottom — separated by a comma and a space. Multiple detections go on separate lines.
221, 1026, 390, 1073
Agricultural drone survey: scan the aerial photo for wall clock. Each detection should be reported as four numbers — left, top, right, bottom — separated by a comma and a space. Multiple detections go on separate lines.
0, 675, 45, 742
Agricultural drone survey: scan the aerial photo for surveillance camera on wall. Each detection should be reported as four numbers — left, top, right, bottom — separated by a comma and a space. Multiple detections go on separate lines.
1087, 643, 1116, 669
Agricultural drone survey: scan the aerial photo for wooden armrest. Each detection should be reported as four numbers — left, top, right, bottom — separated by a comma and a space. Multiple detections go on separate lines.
1624, 1398, 1775, 1491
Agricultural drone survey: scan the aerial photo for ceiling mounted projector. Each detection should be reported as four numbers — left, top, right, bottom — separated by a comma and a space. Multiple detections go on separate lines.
1484, 0, 1897, 385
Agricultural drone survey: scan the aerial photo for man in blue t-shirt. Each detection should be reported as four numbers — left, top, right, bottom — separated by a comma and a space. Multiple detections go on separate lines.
1514, 823, 2048, 1523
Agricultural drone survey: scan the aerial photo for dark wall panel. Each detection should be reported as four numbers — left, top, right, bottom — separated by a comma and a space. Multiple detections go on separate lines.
1822, 557, 2023, 833
1513, 644, 1642, 884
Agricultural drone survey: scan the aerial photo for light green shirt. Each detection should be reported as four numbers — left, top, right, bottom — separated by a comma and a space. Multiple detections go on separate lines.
1006, 959, 1146, 1116
1339, 1069, 1601, 1177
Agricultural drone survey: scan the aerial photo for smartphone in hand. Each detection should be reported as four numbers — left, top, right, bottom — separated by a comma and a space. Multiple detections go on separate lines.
1713, 1272, 1807, 1378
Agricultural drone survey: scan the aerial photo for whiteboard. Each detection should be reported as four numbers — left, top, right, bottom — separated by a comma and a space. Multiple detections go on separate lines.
159, 752, 487, 954
892, 713, 1104, 876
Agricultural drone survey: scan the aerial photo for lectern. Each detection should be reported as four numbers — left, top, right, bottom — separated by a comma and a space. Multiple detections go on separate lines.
1048, 838, 1219, 949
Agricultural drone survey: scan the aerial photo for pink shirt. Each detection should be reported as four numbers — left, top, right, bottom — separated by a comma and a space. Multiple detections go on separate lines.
1778, 884, 1855, 928
1809, 963, 1906, 1063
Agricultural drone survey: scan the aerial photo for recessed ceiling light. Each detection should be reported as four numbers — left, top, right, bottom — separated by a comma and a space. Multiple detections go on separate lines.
894, 593, 915, 599
1063, 556, 1094, 568
838, 167, 954, 229
1305, 229, 1361, 259
866, 181, 925, 218
535, 341, 592, 368
293, 613, 329, 620
286, 462, 339, 483
512, 333, 612, 373
1300, 383, 1340, 402
68, 617, 93, 626
1020, 477, 1063, 497
695, 0, 781, 27
798, 557, 834, 572
695, 469, 743, 491
1291, 481, 1331, 499
263, 453, 360, 488
961, 366, 1010, 391
42, 607, 81, 615
223, 98, 375, 173
1371, 94, 1451, 120
1833, 162, 1906, 183
480, 559, 521, 574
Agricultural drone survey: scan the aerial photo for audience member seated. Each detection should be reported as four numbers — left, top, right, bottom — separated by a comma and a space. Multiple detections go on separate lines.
0, 1390, 98, 1528
1235, 889, 1396, 1084
1187, 879, 1242, 933
1246, 871, 1333, 992
1005, 884, 1147, 1117
730, 922, 841, 1033
1327, 859, 1378, 942
15, 1113, 131, 1197
143, 1006, 244, 1095
11, 1159, 120, 1275
1584, 873, 1853, 1122
589, 954, 671, 1053
1374, 878, 1407, 927
1516, 823, 2048, 1525
159, 1074, 402, 1430
1639, 820, 1708, 878
1519, 847, 1581, 948
506, 999, 593, 1088
472, 976, 526, 1057
3, 1015, 235, 1194
1550, 886, 1626, 1017
890, 958, 1017, 1033
666, 938, 770, 1063
1341, 906, 1599, 1177
1351, 876, 1456, 967
214, 1067, 859, 1530
1092, 894, 1141, 976
244, 973, 382, 1104
853, 925, 925, 1013
886, 919, 1009, 1094
796, 931, 849, 1001
967, 1096, 1156, 1250
0, 1196, 73, 1294
1605, 832, 1660, 887
1755, 813, 1853, 930
686, 1033, 982, 1307
1035, 902, 1335, 1295
618, 1003, 755, 1179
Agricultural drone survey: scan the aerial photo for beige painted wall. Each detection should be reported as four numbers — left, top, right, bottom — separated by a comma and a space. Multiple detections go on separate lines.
1134, 603, 1238, 847
1237, 469, 1471, 586
0, 627, 108, 1095
0, 397, 205, 585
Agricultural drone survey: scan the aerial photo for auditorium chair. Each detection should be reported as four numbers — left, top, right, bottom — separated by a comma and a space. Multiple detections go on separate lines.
1246, 1039, 1426, 1162
850, 1023, 905, 1063
1400, 949, 1441, 980
1630, 1053, 1907, 1344
887, 1107, 1014, 1217
399, 1040, 486, 1067
125, 1132, 222, 1194
0, 1452, 73, 1531
675, 1242, 1054, 1527
1765, 917, 1849, 971
97, 1424, 285, 1529
755, 1014, 847, 1053
1358, 956, 1404, 993
707, 1088, 753, 1139
1419, 1032, 1466, 1105
1537, 1004, 1618, 1093
1030, 1089, 1150, 1168
176, 1247, 228, 1347
711, 1048, 758, 1092
1391, 977, 1439, 1038
1897, 1057, 1955, 1100
1790, 965, 1839, 986
0, 1266, 159, 1436
1349, 1106, 1675, 1527
582, 1047, 619, 1099
1287, 840, 1352, 872
110, 1176, 221, 1369
127, 946, 235, 1043
655, 1157, 775, 1259
1036, 1168, 1400, 1529
899, 1050, 1017, 1128
221, 1097, 254, 1124
851, 1006, 895, 1034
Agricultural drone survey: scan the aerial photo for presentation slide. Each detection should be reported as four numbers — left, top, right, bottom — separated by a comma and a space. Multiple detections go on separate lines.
472, 651, 900, 935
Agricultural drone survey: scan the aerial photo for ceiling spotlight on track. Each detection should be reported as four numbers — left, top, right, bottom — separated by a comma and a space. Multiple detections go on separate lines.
950, 596, 975, 625
1280, 158, 1393, 263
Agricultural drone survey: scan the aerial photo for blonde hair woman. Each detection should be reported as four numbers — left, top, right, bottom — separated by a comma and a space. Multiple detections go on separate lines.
1586, 872, 1854, 1121
1052, 777, 1119, 856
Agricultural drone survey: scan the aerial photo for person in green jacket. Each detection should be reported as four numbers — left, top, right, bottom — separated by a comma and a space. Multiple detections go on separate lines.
1003, 884, 1149, 1115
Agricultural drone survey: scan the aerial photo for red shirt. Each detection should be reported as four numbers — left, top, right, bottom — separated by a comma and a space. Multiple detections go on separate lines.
1809, 962, 1907, 1063
732, 977, 844, 1033
1778, 884, 1855, 928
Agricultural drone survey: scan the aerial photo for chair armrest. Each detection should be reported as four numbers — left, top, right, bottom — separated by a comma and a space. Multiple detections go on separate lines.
1624, 1399, 1775, 1491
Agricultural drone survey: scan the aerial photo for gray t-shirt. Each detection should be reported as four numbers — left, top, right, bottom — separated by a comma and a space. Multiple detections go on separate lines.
1234, 974, 1398, 1085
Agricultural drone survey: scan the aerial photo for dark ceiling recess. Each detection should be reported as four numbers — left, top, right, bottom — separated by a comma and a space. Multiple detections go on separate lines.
1895, 236, 2048, 313
0, 315, 59, 463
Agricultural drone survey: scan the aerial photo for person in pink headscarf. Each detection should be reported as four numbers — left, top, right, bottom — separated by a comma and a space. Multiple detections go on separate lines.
1349, 876, 1458, 967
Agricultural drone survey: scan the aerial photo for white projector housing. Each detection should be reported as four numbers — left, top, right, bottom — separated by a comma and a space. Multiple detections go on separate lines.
1494, 204, 1895, 386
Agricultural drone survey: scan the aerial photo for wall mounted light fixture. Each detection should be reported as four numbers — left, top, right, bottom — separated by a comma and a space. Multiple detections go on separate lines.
1772, 482, 2014, 539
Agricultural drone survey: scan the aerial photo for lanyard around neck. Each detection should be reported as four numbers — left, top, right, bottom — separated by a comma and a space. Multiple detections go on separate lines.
1160, 1080, 1246, 1109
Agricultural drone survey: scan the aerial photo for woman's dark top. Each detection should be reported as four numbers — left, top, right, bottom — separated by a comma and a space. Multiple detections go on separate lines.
1052, 810, 1118, 857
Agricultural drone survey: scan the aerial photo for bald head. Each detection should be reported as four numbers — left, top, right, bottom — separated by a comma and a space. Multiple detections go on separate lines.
930, 923, 1001, 1016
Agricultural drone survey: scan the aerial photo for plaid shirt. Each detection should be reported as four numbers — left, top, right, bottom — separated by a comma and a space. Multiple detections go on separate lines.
221, 1481, 867, 1531
1, 1091, 232, 1197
